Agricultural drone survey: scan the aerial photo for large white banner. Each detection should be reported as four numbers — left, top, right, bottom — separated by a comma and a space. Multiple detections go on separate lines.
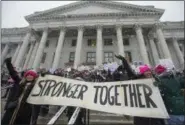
27, 75, 169, 118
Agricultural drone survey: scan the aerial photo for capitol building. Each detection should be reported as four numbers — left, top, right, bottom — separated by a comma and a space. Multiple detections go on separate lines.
1, 1, 184, 71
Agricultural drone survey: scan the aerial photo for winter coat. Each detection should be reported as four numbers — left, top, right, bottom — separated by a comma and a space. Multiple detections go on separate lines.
156, 74, 184, 115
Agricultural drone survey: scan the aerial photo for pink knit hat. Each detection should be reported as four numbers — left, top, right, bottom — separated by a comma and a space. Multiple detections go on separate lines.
24, 70, 38, 79
139, 65, 151, 74
154, 65, 166, 74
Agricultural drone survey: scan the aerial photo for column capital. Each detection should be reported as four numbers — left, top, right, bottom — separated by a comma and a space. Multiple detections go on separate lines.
27, 28, 33, 33
43, 27, 49, 32
6, 42, 12, 46
148, 34, 154, 39
154, 22, 164, 30
59, 26, 66, 31
77, 25, 84, 31
30, 41, 36, 45
116, 24, 122, 29
134, 24, 142, 30
171, 37, 178, 41
96, 24, 103, 30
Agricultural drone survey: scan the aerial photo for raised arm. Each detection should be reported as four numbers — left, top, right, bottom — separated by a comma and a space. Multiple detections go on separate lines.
115, 55, 137, 79
4, 57, 21, 83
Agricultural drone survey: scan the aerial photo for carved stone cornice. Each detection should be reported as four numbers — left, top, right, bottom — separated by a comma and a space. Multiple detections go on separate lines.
27, 12, 162, 24
26, 1, 163, 21
2, 27, 28, 36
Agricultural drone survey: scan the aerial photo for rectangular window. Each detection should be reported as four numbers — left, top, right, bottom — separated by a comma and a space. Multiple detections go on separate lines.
41, 53, 47, 63
87, 52, 96, 63
104, 39, 113, 46
88, 39, 96, 47
69, 52, 75, 62
71, 39, 77, 47
104, 52, 114, 63
125, 51, 132, 63
45, 40, 50, 47
123, 38, 130, 46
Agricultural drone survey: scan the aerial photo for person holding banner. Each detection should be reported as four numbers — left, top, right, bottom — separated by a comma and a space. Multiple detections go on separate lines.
115, 55, 165, 125
154, 65, 185, 125
134, 65, 165, 125
1, 57, 39, 125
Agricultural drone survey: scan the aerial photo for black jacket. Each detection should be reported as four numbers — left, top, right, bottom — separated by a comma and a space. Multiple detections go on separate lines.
4, 58, 22, 110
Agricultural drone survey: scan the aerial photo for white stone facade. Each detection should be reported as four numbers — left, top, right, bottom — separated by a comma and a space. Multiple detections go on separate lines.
1, 1, 184, 70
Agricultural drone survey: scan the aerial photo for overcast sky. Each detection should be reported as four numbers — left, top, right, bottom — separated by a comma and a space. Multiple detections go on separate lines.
1, 1, 184, 28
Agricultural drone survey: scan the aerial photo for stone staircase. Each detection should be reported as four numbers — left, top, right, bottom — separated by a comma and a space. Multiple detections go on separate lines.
37, 106, 134, 125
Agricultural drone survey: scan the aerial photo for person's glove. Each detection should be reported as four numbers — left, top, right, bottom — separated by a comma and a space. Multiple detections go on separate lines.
41, 71, 47, 77
4, 57, 12, 63
115, 55, 124, 60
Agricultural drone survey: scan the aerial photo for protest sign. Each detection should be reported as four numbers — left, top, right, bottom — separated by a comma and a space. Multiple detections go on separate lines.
27, 75, 169, 118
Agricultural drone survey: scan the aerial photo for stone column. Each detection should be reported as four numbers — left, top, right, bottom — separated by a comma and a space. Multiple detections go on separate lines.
15, 29, 32, 68
96, 25, 103, 66
155, 23, 171, 59
116, 25, 125, 57
74, 26, 84, 69
27, 42, 39, 69
148, 34, 160, 65
52, 27, 66, 69
23, 42, 34, 70
12, 44, 21, 64
172, 37, 184, 68
155, 40, 164, 59
1, 44, 9, 64
135, 24, 150, 64
181, 44, 184, 55
32, 28, 48, 69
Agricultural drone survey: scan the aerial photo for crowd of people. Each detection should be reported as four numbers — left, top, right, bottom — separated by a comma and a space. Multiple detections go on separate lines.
1, 55, 184, 125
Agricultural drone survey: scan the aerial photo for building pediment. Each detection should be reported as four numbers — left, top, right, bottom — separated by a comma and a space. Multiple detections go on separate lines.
25, 1, 164, 22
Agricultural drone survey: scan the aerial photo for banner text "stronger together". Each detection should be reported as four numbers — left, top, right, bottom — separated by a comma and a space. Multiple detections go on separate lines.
31, 80, 88, 100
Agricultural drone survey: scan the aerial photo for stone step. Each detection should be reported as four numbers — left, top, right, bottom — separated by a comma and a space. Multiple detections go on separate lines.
37, 117, 133, 125
37, 115, 68, 124
90, 110, 121, 115
89, 119, 134, 125
90, 113, 133, 121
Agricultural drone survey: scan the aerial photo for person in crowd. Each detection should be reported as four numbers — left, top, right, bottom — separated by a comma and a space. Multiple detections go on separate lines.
1, 71, 9, 86
1, 57, 40, 125
1, 77, 14, 99
115, 54, 165, 125
154, 65, 185, 125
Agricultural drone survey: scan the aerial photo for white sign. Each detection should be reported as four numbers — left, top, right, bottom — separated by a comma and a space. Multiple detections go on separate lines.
27, 75, 169, 118
103, 62, 119, 73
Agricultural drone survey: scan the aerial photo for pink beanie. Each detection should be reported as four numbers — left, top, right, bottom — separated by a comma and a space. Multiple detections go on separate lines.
24, 70, 38, 79
155, 65, 166, 74
139, 65, 151, 74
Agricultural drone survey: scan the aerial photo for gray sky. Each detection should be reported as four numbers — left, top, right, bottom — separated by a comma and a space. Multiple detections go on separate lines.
1, 1, 184, 28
